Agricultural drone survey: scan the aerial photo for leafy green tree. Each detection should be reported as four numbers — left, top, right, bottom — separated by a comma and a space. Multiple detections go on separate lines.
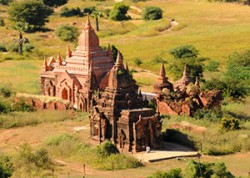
43, 0, 68, 8
204, 50, 250, 100
0, 154, 14, 178
143, 6, 163, 20
109, 3, 130, 21
167, 45, 204, 80
169, 45, 198, 59
8, 0, 53, 32
55, 25, 79, 42
225, 50, 250, 81
60, 7, 82, 17
83, 6, 96, 14
185, 161, 234, 178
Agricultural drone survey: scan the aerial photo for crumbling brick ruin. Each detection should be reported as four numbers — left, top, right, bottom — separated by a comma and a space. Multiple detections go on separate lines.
153, 64, 223, 116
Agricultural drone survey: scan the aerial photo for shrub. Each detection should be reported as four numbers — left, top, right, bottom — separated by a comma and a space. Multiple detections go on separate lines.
0, 17, 4, 26
0, 84, 13, 97
134, 57, 142, 66
14, 144, 54, 176
109, 3, 130, 21
0, 154, 14, 178
142, 6, 163, 21
220, 118, 240, 131
60, 7, 82, 17
96, 140, 119, 158
23, 43, 35, 53
55, 25, 79, 42
193, 108, 222, 120
147, 168, 182, 178
0, 100, 11, 113
12, 98, 35, 112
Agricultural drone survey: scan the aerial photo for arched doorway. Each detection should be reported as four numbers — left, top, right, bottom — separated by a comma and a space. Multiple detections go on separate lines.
62, 88, 68, 100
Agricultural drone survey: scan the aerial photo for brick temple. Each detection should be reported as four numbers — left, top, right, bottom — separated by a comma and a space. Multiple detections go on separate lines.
40, 16, 114, 111
40, 17, 162, 152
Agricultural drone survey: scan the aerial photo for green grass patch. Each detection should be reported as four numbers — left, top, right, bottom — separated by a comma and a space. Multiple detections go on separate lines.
0, 110, 76, 129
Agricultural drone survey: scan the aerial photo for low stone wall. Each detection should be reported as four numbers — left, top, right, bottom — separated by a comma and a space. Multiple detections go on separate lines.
15, 93, 71, 110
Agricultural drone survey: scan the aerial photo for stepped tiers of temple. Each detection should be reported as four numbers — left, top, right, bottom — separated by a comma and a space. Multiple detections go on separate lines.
40, 16, 114, 111
40, 17, 162, 152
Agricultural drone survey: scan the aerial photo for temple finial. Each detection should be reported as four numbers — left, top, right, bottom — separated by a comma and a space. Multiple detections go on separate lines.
183, 64, 189, 77
67, 45, 71, 58
125, 62, 129, 71
57, 52, 62, 65
160, 63, 166, 77
107, 43, 111, 51
43, 57, 48, 71
195, 76, 200, 87
138, 89, 142, 97
84, 14, 92, 30
115, 51, 123, 66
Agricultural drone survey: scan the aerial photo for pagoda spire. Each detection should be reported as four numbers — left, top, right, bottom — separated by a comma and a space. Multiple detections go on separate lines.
138, 89, 142, 97
115, 51, 123, 67
43, 57, 48, 71
182, 64, 189, 78
195, 76, 200, 87
84, 14, 92, 30
107, 43, 112, 57
67, 45, 72, 58
160, 63, 166, 78
125, 62, 129, 71
57, 52, 62, 65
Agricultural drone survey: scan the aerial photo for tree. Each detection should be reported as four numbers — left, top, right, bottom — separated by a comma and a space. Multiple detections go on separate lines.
204, 50, 250, 100
169, 45, 198, 59
142, 6, 163, 20
185, 161, 234, 178
55, 25, 79, 42
8, 0, 53, 32
43, 0, 68, 8
167, 45, 204, 80
109, 3, 130, 21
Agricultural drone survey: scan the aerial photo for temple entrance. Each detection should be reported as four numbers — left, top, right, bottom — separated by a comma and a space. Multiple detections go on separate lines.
62, 88, 68, 100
